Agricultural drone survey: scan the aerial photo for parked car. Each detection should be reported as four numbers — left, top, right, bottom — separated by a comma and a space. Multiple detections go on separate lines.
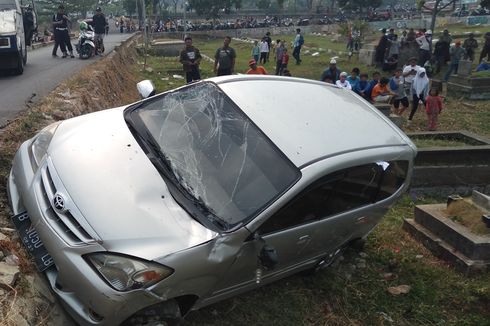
7, 75, 417, 325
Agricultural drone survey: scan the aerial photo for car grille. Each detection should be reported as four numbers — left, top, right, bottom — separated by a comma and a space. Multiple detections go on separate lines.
37, 161, 95, 245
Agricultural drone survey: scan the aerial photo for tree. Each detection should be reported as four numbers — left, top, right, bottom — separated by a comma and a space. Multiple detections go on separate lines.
188, 0, 242, 18
418, 0, 457, 36
123, 0, 137, 16
256, 0, 269, 10
481, 0, 490, 8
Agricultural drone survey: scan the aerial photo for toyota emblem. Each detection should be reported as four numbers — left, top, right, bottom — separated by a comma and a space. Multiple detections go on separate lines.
53, 193, 66, 213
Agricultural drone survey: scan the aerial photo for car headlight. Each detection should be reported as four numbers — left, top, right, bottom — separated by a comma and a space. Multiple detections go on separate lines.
85, 253, 174, 292
29, 122, 61, 170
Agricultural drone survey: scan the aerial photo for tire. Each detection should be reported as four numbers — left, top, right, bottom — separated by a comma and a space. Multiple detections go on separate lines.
79, 44, 93, 59
14, 51, 24, 75
122, 300, 182, 326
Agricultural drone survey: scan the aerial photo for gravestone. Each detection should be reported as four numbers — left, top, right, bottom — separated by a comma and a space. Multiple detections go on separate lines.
457, 59, 473, 76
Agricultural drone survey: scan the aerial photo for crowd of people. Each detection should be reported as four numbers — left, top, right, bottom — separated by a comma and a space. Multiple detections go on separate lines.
374, 27, 490, 80
320, 56, 444, 130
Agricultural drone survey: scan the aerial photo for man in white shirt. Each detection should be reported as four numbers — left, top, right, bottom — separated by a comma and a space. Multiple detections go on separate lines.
416, 30, 432, 66
402, 57, 421, 97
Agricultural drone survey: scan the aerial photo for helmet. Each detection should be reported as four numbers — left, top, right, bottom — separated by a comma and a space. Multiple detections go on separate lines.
80, 21, 88, 30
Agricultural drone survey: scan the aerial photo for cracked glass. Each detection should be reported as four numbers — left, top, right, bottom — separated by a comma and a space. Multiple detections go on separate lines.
130, 82, 299, 228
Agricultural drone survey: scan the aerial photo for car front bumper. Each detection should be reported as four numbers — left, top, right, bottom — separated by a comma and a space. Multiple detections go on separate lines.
7, 140, 163, 325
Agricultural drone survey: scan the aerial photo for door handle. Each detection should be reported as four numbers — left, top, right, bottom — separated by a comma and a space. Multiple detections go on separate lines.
297, 235, 311, 245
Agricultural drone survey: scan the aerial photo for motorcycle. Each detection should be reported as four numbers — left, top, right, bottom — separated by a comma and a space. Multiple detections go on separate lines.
76, 22, 95, 59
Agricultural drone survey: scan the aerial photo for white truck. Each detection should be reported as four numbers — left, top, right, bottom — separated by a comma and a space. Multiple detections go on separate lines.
0, 0, 36, 74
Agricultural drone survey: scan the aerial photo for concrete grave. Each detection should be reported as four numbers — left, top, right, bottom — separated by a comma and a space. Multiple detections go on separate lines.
403, 192, 490, 275
408, 131, 490, 197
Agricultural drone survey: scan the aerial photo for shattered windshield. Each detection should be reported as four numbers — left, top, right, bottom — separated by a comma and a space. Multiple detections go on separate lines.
128, 82, 299, 228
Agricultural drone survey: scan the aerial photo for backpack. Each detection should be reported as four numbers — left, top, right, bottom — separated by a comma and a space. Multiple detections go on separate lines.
298, 34, 304, 46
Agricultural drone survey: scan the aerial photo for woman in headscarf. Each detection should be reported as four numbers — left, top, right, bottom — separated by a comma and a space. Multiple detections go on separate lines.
407, 68, 429, 126
375, 28, 389, 67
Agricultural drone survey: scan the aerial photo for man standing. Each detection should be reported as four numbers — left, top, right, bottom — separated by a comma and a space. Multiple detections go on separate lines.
463, 33, 478, 61
402, 57, 421, 97
264, 32, 272, 62
246, 59, 267, 75
91, 7, 108, 54
480, 32, 490, 62
444, 40, 465, 82
179, 36, 202, 83
292, 28, 304, 65
274, 40, 285, 75
52, 5, 74, 58
416, 30, 432, 66
214, 36, 236, 76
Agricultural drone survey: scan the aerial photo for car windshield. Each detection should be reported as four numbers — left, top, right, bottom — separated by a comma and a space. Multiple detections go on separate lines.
0, 0, 16, 11
127, 82, 299, 229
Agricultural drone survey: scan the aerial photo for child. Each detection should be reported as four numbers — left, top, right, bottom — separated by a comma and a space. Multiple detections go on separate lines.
335, 72, 352, 89
251, 40, 260, 63
355, 73, 370, 100
389, 68, 409, 116
347, 67, 360, 90
425, 88, 443, 131
280, 48, 289, 75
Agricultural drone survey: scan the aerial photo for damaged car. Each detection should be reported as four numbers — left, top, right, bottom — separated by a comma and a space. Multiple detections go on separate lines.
7, 75, 417, 325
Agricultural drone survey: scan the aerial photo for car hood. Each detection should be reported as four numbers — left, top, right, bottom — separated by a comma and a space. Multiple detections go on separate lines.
47, 107, 217, 260
0, 10, 16, 34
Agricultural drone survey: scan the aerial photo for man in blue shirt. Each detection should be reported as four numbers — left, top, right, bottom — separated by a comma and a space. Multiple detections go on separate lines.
292, 28, 304, 65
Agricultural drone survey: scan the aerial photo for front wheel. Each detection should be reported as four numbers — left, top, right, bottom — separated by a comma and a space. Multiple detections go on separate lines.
14, 50, 24, 75
79, 43, 93, 59
122, 300, 182, 326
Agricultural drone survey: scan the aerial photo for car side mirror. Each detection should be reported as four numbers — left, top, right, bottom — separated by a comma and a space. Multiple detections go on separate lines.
136, 80, 156, 99
259, 244, 278, 270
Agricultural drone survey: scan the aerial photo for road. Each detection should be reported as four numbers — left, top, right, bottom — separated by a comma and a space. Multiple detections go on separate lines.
0, 30, 133, 128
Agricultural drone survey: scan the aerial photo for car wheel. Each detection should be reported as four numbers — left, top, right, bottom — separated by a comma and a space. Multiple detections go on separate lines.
122, 300, 182, 326
14, 51, 24, 75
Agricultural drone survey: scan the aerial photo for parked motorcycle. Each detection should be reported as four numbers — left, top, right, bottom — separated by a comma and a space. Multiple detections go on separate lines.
76, 21, 95, 59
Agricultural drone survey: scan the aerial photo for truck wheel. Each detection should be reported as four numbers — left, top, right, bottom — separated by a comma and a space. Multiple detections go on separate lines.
14, 51, 24, 75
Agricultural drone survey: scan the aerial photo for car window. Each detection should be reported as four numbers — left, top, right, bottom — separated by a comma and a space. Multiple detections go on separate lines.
126, 82, 300, 229
259, 161, 408, 234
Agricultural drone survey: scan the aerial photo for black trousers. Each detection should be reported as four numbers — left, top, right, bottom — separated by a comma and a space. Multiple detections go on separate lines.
53, 29, 72, 54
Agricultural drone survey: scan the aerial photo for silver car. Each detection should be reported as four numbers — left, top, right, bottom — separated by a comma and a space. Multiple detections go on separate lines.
7, 76, 416, 325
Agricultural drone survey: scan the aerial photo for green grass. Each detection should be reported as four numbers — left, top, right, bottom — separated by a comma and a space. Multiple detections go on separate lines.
411, 138, 471, 148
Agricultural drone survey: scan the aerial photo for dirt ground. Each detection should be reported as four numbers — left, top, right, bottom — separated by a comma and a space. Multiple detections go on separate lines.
0, 36, 142, 326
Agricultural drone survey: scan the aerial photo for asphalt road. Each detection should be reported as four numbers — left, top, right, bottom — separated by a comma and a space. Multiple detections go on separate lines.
0, 29, 134, 128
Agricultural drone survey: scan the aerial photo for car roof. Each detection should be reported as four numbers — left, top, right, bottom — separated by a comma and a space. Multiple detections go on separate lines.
213, 75, 410, 168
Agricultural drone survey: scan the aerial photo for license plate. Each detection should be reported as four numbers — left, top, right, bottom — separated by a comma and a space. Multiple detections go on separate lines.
11, 212, 54, 272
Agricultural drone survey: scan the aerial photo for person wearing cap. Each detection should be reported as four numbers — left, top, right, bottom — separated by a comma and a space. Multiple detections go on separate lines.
180, 36, 202, 83
416, 29, 432, 66
52, 5, 74, 58
402, 57, 421, 97
335, 72, 352, 90
246, 59, 267, 75
444, 40, 465, 81
463, 33, 478, 61
320, 59, 341, 84
90, 7, 108, 55
214, 36, 236, 76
